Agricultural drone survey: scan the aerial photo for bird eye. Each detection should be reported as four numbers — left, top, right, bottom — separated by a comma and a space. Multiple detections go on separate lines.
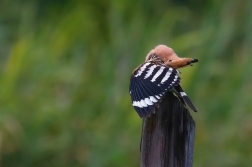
169, 60, 172, 62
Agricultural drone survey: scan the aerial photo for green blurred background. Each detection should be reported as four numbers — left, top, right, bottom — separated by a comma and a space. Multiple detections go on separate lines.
1, 0, 252, 166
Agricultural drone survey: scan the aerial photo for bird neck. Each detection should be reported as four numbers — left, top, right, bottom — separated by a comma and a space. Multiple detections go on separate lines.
146, 54, 165, 66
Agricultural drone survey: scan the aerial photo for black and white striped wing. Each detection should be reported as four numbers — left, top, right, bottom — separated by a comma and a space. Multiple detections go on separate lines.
129, 62, 180, 118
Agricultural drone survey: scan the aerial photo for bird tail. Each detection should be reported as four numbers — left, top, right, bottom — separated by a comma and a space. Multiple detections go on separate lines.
174, 85, 197, 112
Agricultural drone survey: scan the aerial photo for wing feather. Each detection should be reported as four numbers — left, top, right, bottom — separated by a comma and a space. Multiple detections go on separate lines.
129, 62, 181, 118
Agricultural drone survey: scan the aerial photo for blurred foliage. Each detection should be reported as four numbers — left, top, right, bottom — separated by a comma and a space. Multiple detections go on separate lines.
0, 0, 252, 166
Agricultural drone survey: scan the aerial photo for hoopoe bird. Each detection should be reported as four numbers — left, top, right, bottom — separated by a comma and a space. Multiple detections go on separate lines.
129, 45, 198, 118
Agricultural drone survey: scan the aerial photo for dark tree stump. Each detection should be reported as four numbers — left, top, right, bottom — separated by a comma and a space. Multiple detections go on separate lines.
140, 92, 195, 167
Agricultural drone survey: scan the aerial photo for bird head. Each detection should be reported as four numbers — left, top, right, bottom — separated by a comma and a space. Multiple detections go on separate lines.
145, 44, 198, 69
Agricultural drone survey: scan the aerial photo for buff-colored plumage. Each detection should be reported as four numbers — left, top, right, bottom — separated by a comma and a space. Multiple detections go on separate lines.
146, 45, 198, 69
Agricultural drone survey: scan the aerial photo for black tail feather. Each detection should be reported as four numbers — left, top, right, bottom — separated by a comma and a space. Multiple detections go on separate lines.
182, 95, 197, 112
174, 85, 197, 112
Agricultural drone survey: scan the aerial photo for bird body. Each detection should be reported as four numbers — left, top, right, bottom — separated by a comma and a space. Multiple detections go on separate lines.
129, 45, 198, 118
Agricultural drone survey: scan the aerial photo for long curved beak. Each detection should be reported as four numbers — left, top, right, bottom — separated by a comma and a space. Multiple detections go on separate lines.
166, 58, 198, 69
